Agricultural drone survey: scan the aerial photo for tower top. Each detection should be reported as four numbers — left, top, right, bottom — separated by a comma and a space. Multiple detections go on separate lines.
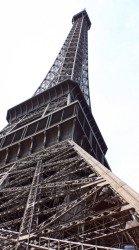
34, 9, 92, 106
72, 9, 91, 30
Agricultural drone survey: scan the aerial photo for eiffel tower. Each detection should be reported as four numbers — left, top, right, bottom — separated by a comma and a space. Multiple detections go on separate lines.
0, 10, 139, 250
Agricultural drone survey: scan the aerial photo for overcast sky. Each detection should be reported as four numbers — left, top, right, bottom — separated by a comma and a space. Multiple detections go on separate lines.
0, 0, 139, 192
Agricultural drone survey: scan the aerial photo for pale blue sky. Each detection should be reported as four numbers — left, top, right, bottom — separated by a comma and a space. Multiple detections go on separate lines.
0, 0, 139, 191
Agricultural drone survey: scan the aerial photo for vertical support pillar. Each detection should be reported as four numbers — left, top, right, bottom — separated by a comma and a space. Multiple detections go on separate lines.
67, 93, 71, 105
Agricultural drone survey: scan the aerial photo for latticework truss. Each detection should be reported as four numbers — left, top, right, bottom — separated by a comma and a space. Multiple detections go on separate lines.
34, 10, 91, 107
0, 140, 139, 249
0, 9, 139, 250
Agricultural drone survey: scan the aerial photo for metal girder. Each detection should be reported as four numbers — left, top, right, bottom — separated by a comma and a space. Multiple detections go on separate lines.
0, 140, 138, 249
34, 10, 91, 107
0, 9, 139, 250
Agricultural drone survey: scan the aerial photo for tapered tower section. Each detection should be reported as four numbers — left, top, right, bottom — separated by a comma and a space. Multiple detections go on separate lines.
0, 10, 109, 170
35, 10, 91, 106
0, 10, 139, 250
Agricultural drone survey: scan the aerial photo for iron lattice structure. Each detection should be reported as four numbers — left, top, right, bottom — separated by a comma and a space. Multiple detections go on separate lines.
34, 10, 91, 107
0, 10, 139, 250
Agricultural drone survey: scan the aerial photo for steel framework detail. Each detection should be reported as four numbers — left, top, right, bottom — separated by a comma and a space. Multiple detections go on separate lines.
34, 10, 91, 107
0, 141, 139, 249
0, 9, 139, 250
